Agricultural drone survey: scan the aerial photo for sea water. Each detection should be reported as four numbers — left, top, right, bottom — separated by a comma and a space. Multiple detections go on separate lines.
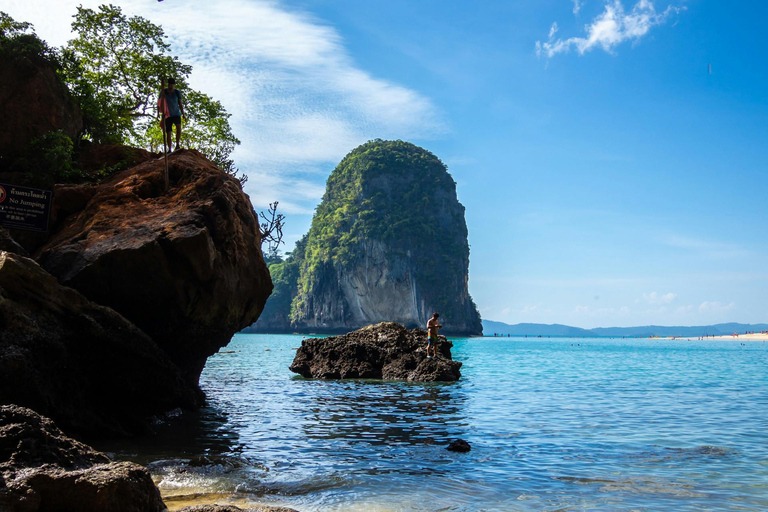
103, 335, 768, 511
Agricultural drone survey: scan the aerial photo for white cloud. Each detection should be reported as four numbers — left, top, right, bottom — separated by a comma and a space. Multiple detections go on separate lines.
536, 0, 683, 58
549, 22, 559, 39
640, 291, 677, 304
658, 234, 751, 260
698, 301, 736, 314
573, 0, 585, 15
3, 0, 443, 215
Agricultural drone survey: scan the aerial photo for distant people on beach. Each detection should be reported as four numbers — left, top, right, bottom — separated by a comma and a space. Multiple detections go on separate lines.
426, 312, 442, 358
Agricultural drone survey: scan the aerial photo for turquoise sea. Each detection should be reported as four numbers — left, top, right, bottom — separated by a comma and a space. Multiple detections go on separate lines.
103, 334, 768, 511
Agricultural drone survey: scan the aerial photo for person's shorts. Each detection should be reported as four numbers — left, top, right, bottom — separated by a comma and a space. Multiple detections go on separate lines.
428, 335, 437, 345
165, 116, 181, 132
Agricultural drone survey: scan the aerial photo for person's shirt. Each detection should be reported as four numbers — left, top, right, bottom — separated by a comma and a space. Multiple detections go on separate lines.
163, 88, 183, 117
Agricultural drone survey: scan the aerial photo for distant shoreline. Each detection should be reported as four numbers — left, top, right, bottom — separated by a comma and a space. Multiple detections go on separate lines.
671, 333, 768, 342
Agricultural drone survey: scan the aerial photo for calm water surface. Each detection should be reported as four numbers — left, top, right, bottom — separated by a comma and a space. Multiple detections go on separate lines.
103, 335, 768, 511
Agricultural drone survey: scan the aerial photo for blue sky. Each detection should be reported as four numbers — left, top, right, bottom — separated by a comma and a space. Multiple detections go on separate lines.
6, 0, 767, 327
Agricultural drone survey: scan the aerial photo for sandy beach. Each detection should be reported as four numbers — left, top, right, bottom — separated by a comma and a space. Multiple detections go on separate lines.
673, 332, 768, 342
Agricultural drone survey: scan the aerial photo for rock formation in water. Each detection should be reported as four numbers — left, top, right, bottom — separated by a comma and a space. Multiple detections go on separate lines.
0, 405, 166, 511
252, 140, 482, 335
290, 322, 462, 381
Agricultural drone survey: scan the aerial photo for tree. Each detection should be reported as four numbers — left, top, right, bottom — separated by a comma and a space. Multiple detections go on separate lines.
61, 4, 242, 180
0, 11, 58, 65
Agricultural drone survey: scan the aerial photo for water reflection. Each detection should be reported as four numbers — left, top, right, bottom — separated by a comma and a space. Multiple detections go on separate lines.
95, 405, 241, 466
297, 380, 469, 447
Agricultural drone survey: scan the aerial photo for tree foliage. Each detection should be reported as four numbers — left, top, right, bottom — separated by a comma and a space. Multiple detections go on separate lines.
0, 11, 58, 67
61, 4, 242, 179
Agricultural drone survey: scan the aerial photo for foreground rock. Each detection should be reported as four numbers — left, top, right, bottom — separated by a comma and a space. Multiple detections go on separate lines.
0, 405, 165, 512
289, 322, 461, 381
36, 149, 272, 387
0, 251, 197, 436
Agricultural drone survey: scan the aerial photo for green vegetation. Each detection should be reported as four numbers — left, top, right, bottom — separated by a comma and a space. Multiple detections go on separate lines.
0, 12, 58, 67
1, 8, 243, 183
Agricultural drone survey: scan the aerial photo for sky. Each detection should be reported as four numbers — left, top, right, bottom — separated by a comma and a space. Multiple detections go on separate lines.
5, 0, 767, 328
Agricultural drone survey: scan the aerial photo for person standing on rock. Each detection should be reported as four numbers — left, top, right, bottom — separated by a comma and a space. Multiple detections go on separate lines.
158, 78, 185, 153
426, 312, 442, 358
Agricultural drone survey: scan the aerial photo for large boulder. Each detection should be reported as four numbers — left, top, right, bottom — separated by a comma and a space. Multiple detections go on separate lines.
0, 251, 197, 437
289, 322, 462, 381
0, 405, 165, 512
35, 149, 272, 387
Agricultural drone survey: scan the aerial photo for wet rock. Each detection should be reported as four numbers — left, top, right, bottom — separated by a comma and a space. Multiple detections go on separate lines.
0, 405, 165, 512
447, 439, 471, 452
289, 322, 461, 382
36, 149, 272, 388
0, 251, 197, 437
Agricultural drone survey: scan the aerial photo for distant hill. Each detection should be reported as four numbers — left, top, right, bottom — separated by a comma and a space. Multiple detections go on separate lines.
482, 320, 768, 337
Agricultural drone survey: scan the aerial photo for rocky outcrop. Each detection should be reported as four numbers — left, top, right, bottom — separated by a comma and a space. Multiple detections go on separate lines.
289, 322, 462, 381
35, 149, 273, 387
251, 140, 482, 335
0, 43, 82, 161
0, 251, 198, 437
0, 405, 165, 511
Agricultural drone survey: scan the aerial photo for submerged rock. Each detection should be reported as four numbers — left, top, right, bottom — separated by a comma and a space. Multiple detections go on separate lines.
0, 251, 197, 436
447, 439, 471, 452
35, 149, 272, 387
289, 322, 462, 381
0, 405, 165, 512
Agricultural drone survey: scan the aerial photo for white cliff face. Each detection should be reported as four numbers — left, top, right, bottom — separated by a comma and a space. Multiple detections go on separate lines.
298, 238, 479, 333
339, 240, 422, 327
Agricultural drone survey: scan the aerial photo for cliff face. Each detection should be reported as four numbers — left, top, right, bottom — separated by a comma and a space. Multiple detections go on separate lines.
253, 140, 481, 335
0, 41, 82, 162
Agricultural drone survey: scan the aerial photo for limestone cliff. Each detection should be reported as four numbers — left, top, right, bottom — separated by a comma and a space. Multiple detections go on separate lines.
252, 140, 481, 335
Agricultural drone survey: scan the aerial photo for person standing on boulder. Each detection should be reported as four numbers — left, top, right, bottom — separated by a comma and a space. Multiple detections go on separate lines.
158, 78, 185, 153
426, 312, 442, 358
